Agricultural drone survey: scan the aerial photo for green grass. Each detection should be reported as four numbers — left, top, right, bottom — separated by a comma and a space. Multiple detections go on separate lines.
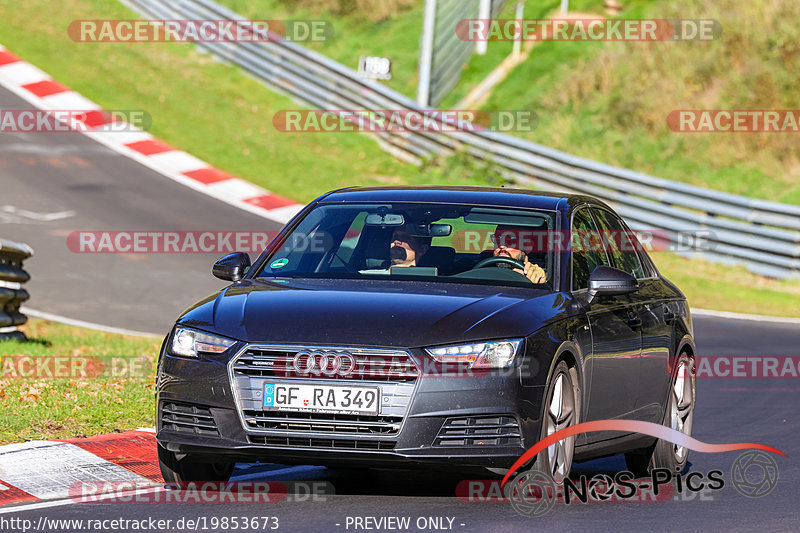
652, 252, 800, 317
479, 0, 800, 204
221, 0, 800, 205
217, 0, 425, 99
0, 320, 161, 444
214, 0, 599, 106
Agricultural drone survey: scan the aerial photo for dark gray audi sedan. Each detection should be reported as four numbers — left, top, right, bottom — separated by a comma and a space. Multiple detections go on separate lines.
156, 186, 696, 483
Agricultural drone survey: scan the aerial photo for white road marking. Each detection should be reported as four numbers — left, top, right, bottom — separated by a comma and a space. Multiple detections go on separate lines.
1, 205, 75, 222
691, 308, 800, 325
0, 214, 28, 224
20, 307, 160, 337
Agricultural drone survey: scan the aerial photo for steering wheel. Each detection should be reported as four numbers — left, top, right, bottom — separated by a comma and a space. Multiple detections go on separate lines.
472, 256, 525, 271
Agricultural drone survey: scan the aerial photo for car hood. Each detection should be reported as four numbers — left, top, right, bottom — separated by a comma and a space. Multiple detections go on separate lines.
177, 278, 571, 348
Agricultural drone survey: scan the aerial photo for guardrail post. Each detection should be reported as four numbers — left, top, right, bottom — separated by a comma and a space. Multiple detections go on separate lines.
476, 0, 491, 55
513, 1, 525, 62
417, 0, 437, 107
0, 239, 34, 341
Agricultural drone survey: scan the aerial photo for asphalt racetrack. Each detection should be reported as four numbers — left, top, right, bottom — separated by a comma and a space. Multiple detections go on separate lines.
2, 83, 799, 531
0, 85, 282, 336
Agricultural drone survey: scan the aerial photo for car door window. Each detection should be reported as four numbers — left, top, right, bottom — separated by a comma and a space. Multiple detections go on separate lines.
591, 208, 646, 279
571, 208, 610, 291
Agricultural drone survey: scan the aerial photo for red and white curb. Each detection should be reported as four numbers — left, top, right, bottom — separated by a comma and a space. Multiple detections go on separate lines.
0, 430, 161, 511
0, 43, 302, 225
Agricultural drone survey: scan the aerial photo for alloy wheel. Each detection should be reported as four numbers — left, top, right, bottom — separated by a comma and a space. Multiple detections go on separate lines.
671, 356, 696, 461
543, 364, 577, 481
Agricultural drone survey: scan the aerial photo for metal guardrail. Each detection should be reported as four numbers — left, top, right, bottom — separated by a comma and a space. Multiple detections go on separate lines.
0, 239, 33, 341
122, 0, 800, 279
418, 0, 505, 107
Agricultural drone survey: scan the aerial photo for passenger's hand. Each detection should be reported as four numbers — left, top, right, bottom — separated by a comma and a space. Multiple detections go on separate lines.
514, 262, 546, 283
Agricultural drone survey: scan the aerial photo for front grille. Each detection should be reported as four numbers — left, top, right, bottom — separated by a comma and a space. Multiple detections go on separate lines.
230, 345, 418, 439
248, 435, 396, 450
233, 347, 419, 382
242, 410, 403, 435
160, 402, 219, 436
434, 415, 521, 447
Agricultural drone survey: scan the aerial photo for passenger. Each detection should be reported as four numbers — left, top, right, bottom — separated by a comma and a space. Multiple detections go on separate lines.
389, 227, 430, 267
361, 226, 430, 274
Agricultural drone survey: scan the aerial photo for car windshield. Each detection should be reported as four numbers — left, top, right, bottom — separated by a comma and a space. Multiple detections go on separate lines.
255, 202, 557, 289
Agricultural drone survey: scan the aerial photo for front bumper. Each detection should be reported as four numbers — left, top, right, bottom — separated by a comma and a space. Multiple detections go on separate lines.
155, 344, 545, 470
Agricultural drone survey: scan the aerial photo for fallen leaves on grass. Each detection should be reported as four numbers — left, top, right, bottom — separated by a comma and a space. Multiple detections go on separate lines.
22, 386, 41, 403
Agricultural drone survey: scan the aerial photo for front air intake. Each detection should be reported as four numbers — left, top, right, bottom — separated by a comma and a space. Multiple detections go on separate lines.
434, 415, 521, 447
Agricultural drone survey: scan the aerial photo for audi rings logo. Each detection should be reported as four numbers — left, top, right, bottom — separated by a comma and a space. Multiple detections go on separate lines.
292, 350, 357, 377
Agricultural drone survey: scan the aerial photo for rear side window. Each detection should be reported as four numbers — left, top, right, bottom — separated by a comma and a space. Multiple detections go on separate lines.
571, 208, 610, 291
591, 208, 646, 279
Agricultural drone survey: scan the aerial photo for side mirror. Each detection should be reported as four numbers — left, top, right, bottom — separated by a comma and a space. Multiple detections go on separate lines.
586, 265, 638, 304
213, 252, 251, 282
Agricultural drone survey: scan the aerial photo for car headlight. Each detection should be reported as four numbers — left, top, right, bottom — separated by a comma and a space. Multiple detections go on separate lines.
170, 327, 236, 358
425, 339, 522, 369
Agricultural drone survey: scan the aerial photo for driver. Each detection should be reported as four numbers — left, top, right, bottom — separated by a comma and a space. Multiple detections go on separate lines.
492, 225, 547, 283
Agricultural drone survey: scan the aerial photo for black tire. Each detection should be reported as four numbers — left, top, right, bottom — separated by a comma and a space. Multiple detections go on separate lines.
158, 443, 235, 483
623, 448, 652, 478
625, 353, 696, 476
533, 360, 580, 482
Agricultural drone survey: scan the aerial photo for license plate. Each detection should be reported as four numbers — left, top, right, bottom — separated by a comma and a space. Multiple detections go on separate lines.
263, 383, 380, 415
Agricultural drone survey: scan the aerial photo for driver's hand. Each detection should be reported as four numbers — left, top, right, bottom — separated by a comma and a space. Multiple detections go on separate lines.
514, 263, 546, 283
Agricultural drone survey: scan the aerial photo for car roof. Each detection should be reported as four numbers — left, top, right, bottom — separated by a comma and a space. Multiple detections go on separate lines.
318, 185, 606, 211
